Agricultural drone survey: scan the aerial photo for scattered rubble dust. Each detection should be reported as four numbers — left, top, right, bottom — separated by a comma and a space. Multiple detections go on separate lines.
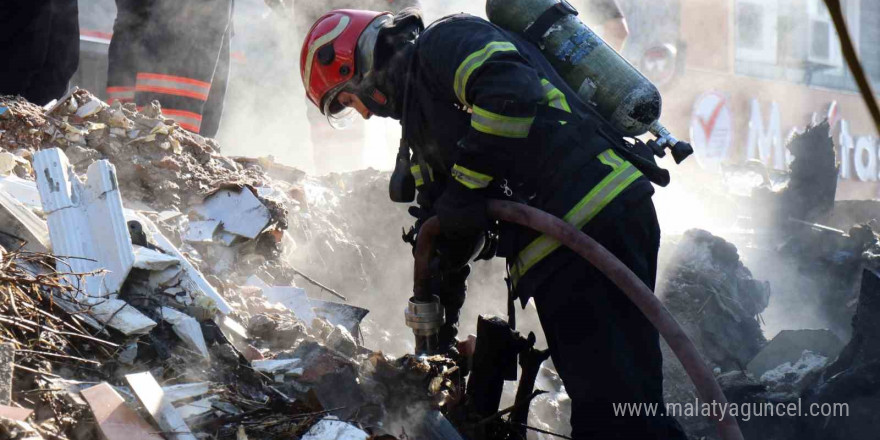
1, 78, 880, 440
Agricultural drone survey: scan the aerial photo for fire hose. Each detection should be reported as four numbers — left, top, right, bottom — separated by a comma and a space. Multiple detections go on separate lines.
411, 200, 745, 440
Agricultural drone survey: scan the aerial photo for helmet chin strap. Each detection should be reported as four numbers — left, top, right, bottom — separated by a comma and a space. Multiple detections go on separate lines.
356, 77, 402, 120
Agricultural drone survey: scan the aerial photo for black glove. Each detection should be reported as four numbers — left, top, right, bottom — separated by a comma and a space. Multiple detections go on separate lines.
434, 182, 490, 240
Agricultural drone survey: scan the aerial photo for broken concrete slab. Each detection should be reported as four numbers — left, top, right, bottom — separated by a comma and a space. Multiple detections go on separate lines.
760, 350, 828, 394
217, 315, 250, 354
74, 99, 103, 119
161, 307, 209, 359
176, 396, 217, 420
125, 372, 197, 440
300, 418, 368, 440
192, 188, 270, 239
747, 329, 844, 377
0, 405, 33, 422
0, 190, 50, 253
129, 211, 233, 316
326, 325, 358, 358
148, 266, 182, 288
30, 151, 156, 335
0, 344, 12, 405
251, 358, 301, 374
311, 300, 369, 337
133, 245, 179, 271
162, 383, 210, 404
80, 382, 163, 440
246, 275, 316, 326
0, 174, 41, 210
182, 220, 219, 244
34, 149, 135, 296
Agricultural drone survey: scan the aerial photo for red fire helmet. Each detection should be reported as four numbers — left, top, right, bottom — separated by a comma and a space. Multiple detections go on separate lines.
300, 9, 390, 127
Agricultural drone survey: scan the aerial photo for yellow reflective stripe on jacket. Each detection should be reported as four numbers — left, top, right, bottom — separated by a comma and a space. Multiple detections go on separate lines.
471, 105, 534, 139
451, 164, 493, 189
453, 41, 518, 106
509, 150, 642, 284
540, 79, 571, 113
410, 164, 434, 187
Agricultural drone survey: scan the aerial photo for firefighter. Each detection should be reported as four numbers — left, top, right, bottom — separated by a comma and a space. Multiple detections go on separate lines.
0, 0, 79, 105
300, 8, 686, 439
106, 0, 232, 138
293, 0, 419, 174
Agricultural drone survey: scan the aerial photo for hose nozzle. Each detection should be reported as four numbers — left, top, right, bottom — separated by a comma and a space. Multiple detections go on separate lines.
405, 295, 444, 355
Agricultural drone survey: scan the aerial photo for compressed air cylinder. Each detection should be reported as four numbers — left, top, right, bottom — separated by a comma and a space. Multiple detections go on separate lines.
486, 0, 662, 136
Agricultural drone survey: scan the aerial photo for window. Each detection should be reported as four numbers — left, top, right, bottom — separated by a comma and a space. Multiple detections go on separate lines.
861, 0, 880, 82
807, 0, 841, 67
735, 0, 779, 64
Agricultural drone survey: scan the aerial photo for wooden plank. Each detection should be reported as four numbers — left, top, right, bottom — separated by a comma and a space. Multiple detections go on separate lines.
80, 383, 162, 440
125, 372, 197, 440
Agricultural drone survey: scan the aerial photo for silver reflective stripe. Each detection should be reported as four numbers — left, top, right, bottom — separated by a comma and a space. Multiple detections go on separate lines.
453, 42, 517, 105
304, 15, 351, 98
135, 77, 210, 96
510, 153, 643, 283
471, 106, 534, 139
107, 90, 134, 100
163, 110, 202, 132
451, 165, 492, 189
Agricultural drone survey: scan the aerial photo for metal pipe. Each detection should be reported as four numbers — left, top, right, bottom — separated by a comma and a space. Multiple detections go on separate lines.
412, 202, 744, 440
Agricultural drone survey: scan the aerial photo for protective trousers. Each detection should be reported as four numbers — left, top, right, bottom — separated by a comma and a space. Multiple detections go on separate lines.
0, 0, 79, 105
107, 0, 231, 138
532, 194, 686, 439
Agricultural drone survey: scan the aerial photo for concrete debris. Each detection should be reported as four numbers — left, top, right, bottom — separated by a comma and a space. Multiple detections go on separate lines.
131, 211, 234, 315
32, 149, 156, 336
182, 220, 220, 243
125, 372, 197, 440
192, 188, 271, 239
760, 350, 828, 391
326, 325, 358, 358
0, 405, 33, 422
661, 229, 770, 370
747, 329, 844, 378
162, 382, 211, 404
160, 307, 210, 359
34, 149, 134, 296
0, 175, 41, 209
251, 358, 301, 374
300, 418, 368, 440
176, 396, 218, 420
132, 245, 179, 270
80, 383, 162, 440
247, 275, 317, 326
8, 89, 876, 439
0, 190, 49, 253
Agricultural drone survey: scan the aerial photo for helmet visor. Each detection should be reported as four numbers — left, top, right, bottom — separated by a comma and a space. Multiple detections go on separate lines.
322, 89, 358, 130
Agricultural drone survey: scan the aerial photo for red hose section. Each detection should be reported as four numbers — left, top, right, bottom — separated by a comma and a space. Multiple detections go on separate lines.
412, 203, 744, 440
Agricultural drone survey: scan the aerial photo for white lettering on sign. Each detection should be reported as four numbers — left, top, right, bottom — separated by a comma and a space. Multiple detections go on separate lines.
746, 100, 789, 170
839, 120, 854, 180
854, 136, 877, 182
838, 120, 880, 182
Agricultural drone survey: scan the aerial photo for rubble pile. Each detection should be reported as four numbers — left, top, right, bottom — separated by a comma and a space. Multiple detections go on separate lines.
656, 122, 880, 439
0, 91, 470, 439
660, 229, 770, 370
658, 229, 770, 435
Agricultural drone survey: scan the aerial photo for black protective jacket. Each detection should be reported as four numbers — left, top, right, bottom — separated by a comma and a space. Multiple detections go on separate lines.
402, 14, 654, 301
